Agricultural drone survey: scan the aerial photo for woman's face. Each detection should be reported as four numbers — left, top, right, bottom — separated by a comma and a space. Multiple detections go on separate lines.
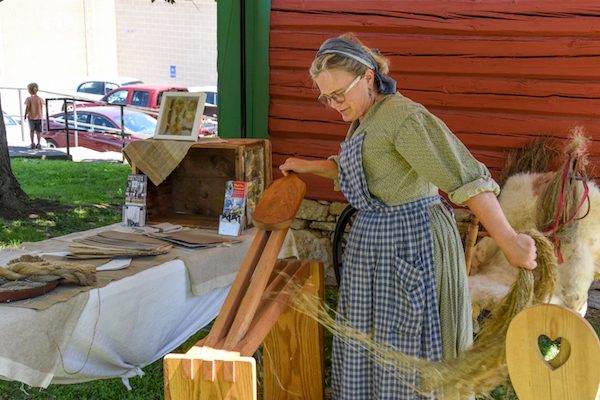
315, 69, 373, 122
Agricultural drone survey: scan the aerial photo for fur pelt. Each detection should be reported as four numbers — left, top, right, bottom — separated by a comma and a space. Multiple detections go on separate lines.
468, 172, 600, 315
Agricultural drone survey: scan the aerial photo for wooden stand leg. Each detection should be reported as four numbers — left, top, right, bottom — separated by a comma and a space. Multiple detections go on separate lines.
262, 261, 325, 400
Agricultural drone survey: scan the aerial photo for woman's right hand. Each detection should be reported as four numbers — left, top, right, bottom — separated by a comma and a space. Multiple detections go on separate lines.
279, 158, 309, 176
279, 157, 339, 180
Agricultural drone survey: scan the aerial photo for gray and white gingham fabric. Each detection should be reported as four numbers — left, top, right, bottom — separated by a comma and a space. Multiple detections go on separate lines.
332, 132, 442, 400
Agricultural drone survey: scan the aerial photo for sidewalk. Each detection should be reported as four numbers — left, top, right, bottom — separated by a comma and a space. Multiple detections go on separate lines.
7, 138, 124, 163
8, 144, 71, 160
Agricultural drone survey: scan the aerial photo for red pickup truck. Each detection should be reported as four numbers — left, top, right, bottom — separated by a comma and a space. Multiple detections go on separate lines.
99, 84, 188, 111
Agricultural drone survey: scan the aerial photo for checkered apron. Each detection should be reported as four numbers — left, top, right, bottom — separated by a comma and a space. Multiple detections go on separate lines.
332, 132, 443, 399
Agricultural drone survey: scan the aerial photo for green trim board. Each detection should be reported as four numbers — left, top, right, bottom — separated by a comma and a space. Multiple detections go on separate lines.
217, 0, 270, 139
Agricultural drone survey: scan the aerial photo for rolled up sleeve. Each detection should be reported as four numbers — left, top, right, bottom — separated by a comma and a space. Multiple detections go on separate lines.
447, 175, 499, 205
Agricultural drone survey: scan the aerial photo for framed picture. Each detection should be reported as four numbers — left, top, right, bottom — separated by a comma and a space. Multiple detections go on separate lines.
154, 92, 207, 141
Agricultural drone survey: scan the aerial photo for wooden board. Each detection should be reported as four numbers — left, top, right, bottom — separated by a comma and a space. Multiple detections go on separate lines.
267, 1, 600, 200
233, 260, 310, 356
164, 261, 325, 399
202, 230, 271, 348
262, 261, 325, 400
221, 230, 289, 350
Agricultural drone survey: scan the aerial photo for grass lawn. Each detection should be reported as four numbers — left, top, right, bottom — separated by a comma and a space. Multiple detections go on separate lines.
0, 159, 130, 247
1, 158, 598, 400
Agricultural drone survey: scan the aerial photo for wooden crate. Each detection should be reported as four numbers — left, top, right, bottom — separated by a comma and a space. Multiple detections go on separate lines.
144, 139, 271, 229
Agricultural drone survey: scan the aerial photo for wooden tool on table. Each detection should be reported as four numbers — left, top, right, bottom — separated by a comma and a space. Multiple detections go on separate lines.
506, 304, 600, 400
164, 174, 325, 400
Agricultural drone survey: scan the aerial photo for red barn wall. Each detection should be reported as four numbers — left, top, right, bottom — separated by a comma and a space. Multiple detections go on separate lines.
269, 1, 600, 202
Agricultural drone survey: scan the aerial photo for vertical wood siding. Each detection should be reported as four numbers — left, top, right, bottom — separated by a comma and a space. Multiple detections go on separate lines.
269, 1, 600, 201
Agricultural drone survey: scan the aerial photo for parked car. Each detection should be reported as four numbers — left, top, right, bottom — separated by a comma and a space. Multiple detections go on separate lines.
55, 76, 144, 112
188, 85, 218, 117
2, 111, 48, 147
97, 84, 188, 112
42, 106, 156, 152
74, 76, 144, 99
199, 116, 218, 136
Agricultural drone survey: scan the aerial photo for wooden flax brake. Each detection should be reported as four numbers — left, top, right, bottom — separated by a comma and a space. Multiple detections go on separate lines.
164, 174, 325, 400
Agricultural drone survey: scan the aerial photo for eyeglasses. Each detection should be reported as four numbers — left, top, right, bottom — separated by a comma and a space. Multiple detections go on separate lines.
318, 75, 363, 106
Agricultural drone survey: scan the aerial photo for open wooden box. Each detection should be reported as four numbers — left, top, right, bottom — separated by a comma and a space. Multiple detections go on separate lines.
142, 139, 271, 229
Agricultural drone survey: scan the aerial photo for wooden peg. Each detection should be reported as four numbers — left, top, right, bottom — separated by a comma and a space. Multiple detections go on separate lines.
202, 360, 215, 382
223, 361, 236, 382
181, 358, 195, 380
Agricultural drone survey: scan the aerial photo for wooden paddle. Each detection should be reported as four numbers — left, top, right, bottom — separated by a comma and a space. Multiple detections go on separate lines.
506, 304, 600, 400
251, 173, 307, 231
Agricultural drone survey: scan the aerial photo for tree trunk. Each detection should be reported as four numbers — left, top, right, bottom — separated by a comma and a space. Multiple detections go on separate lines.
0, 96, 30, 217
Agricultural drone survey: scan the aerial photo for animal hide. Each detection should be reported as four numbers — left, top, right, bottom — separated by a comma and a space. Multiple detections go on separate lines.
468, 172, 600, 315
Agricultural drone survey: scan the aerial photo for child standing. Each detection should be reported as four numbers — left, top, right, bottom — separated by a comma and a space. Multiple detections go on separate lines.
24, 82, 44, 149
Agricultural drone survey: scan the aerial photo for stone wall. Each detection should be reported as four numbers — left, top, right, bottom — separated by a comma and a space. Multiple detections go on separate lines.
290, 199, 348, 286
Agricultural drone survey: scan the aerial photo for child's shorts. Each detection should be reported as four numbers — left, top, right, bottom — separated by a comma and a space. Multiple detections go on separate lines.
28, 119, 42, 131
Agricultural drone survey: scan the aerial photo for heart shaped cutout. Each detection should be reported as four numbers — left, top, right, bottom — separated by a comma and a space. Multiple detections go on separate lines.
538, 335, 571, 370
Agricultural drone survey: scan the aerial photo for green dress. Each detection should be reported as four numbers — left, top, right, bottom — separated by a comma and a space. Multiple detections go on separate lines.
332, 93, 499, 361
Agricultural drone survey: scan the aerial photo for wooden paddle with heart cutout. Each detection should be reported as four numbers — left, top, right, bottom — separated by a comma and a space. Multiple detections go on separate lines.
506, 304, 600, 400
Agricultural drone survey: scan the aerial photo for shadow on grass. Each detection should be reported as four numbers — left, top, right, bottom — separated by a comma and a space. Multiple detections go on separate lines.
1, 203, 121, 248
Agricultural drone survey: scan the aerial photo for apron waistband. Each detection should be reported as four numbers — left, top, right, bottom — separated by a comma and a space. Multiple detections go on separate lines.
357, 194, 442, 215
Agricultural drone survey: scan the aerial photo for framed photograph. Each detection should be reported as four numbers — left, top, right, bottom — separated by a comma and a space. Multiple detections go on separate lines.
154, 92, 207, 141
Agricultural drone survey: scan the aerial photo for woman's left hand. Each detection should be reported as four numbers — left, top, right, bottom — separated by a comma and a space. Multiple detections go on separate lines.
501, 233, 537, 270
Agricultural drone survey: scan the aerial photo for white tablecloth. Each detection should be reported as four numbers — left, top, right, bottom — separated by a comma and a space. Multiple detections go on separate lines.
0, 226, 297, 388
54, 259, 229, 386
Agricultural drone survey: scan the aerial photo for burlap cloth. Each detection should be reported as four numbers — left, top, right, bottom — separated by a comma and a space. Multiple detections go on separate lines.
122, 138, 226, 186
122, 139, 194, 186
0, 292, 88, 387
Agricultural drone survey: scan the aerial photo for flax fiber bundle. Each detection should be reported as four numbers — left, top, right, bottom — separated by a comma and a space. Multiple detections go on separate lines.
290, 230, 557, 399
0, 255, 96, 286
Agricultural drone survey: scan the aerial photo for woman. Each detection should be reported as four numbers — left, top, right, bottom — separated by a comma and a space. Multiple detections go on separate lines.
279, 34, 537, 399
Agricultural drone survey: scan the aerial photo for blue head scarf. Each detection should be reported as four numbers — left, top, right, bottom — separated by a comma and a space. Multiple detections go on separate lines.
316, 37, 396, 95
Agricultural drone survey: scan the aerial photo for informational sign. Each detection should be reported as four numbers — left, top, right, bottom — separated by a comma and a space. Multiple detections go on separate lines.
169, 65, 176, 78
